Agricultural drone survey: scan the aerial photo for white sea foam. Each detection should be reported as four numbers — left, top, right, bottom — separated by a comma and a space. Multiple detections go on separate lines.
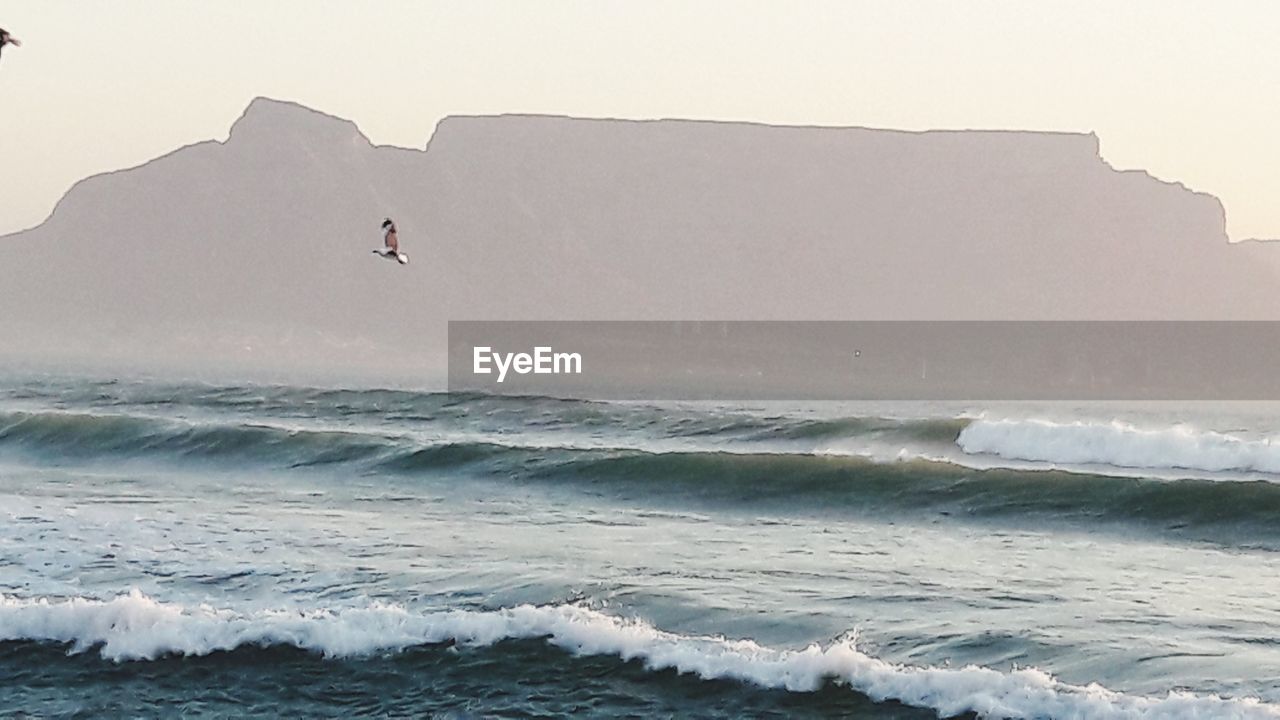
957, 418, 1280, 475
1, 591, 1276, 719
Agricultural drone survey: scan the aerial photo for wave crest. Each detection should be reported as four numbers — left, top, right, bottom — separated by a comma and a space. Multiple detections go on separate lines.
959, 419, 1280, 474
1, 592, 1276, 719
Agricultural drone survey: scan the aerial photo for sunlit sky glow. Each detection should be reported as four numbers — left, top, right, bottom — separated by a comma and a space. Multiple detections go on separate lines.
1, 0, 1277, 239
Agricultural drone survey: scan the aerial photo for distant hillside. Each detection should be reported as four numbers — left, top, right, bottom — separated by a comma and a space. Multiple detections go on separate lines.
2, 97, 1277, 379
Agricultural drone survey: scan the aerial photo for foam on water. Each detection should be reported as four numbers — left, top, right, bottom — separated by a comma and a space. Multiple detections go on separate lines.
12, 391, 1280, 483
1, 591, 1276, 719
958, 418, 1280, 474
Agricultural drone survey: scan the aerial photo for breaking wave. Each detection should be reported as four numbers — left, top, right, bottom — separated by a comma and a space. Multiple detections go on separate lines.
9, 408, 1280, 540
959, 418, 1280, 474
2, 591, 1276, 719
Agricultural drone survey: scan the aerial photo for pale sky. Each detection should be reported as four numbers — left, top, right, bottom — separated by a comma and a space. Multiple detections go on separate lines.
1, 0, 1277, 239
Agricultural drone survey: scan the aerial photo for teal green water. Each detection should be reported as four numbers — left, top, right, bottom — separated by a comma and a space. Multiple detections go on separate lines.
3, 377, 1280, 718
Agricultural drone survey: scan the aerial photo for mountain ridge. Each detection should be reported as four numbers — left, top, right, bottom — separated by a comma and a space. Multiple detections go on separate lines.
2, 97, 1276, 380
2, 96, 1148, 241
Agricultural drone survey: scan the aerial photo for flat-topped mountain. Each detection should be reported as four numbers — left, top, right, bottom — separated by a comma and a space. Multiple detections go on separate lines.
2, 97, 1277, 378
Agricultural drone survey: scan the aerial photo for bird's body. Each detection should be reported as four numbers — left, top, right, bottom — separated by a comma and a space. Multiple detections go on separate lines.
381, 219, 399, 254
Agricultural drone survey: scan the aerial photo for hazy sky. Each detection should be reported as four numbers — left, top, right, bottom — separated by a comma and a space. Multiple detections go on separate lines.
1, 1, 1278, 240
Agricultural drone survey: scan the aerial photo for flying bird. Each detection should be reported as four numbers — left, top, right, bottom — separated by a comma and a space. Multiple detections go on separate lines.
0, 28, 21, 62
372, 218, 409, 265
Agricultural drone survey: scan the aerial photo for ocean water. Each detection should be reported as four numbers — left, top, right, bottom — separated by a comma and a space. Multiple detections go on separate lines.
3, 375, 1280, 718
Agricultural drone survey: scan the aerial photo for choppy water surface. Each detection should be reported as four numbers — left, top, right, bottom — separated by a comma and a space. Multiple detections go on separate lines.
3, 376, 1280, 718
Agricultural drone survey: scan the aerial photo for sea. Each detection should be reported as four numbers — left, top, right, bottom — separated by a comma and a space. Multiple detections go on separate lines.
3, 373, 1280, 718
